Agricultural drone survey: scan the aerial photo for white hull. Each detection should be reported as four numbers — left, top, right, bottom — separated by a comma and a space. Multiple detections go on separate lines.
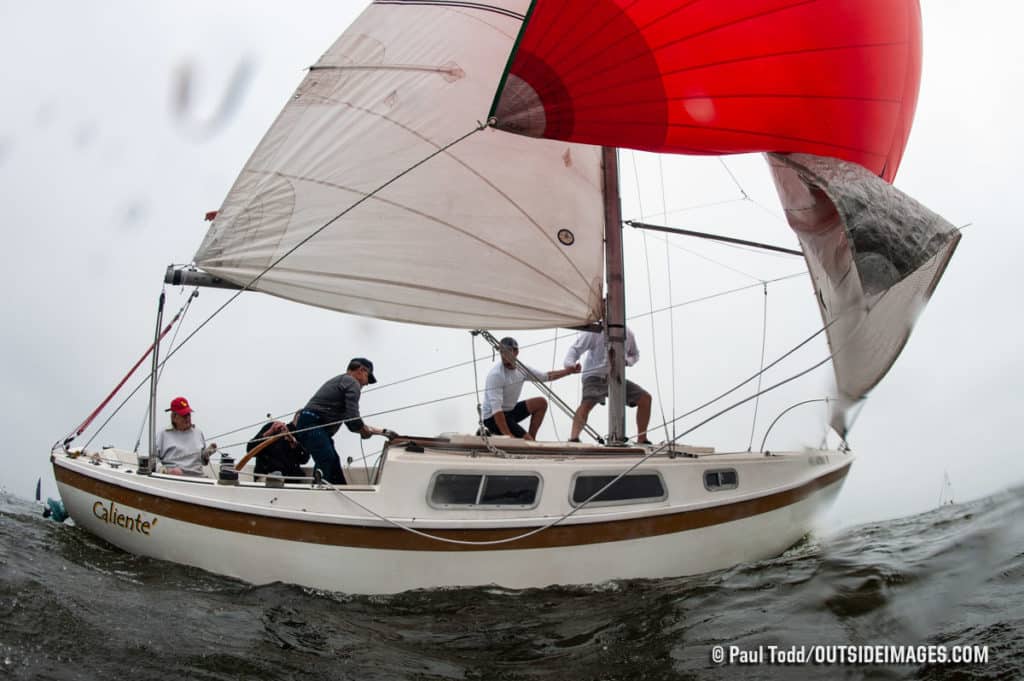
53, 437, 851, 594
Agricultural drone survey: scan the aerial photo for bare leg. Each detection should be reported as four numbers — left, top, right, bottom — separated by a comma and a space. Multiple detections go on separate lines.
525, 397, 548, 439
570, 400, 596, 440
635, 392, 652, 443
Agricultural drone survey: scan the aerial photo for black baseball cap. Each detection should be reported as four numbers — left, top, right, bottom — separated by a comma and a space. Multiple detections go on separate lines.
350, 357, 377, 383
499, 337, 519, 351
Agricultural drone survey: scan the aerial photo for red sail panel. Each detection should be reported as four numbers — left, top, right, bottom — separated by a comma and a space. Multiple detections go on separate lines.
492, 0, 921, 181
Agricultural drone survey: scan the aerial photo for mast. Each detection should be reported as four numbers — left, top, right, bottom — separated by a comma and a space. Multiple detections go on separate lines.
146, 291, 165, 472
602, 146, 627, 444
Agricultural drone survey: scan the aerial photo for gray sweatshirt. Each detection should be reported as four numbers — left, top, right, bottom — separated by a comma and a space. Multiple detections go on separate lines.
155, 427, 207, 475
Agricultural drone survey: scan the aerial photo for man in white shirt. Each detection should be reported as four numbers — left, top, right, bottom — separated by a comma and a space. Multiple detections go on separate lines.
481, 337, 581, 440
563, 329, 652, 444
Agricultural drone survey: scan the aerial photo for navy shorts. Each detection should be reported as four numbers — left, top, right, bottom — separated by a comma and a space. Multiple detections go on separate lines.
483, 400, 531, 438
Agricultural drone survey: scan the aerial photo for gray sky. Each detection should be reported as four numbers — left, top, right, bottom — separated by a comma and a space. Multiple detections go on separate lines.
1, 1, 1021, 533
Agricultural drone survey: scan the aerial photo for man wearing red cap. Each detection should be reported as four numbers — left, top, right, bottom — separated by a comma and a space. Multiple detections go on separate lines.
293, 358, 389, 484
155, 396, 216, 475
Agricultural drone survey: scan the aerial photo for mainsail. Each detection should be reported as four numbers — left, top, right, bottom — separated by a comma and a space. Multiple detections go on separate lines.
195, 0, 604, 329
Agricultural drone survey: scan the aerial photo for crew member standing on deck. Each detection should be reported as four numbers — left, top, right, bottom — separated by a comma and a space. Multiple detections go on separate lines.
293, 358, 388, 484
563, 328, 652, 444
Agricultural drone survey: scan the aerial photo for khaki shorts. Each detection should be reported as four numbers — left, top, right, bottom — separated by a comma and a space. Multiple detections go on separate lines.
581, 375, 648, 407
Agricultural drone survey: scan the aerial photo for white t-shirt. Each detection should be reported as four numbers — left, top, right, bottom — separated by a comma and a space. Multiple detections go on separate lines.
563, 329, 639, 380
481, 361, 546, 419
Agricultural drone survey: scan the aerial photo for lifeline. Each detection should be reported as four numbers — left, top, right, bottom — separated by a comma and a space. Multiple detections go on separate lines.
92, 500, 157, 535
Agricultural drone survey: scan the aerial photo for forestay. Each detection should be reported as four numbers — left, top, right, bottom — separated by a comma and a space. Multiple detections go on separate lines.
195, 0, 604, 329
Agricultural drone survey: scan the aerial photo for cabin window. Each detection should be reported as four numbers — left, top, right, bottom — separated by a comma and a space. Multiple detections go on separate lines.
429, 473, 540, 508
431, 473, 482, 505
571, 473, 666, 506
704, 469, 738, 491
480, 475, 539, 505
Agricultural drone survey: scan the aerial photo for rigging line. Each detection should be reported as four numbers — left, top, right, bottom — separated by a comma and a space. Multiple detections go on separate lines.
718, 158, 748, 200
747, 196, 789, 225
660, 287, 888, 441
463, 332, 512, 458
317, 342, 839, 549
628, 190, 788, 228
548, 328, 561, 441
625, 197, 747, 223
65, 298, 186, 446
213, 389, 485, 451
746, 283, 769, 451
648, 317, 835, 440
761, 398, 830, 453
202, 271, 808, 445
211, 331, 593, 443
133, 289, 199, 453
474, 330, 595, 440
658, 155, 678, 443
372, 0, 526, 21
471, 332, 486, 435
631, 151, 670, 440
666, 236, 799, 262
155, 123, 486, 377
319, 460, 649, 547
664, 267, 918, 444
632, 272, 805, 320
660, 235, 764, 283
226, 273, 809, 434
363, 351, 495, 393
663, 344, 836, 439
81, 372, 155, 451
113, 273, 807, 449
843, 398, 868, 435
210, 410, 304, 442
643, 231, 671, 436
310, 64, 463, 75
320, 443, 688, 548
79, 293, 197, 450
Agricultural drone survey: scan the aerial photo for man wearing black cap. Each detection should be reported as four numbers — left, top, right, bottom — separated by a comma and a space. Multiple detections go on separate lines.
481, 337, 581, 440
293, 358, 387, 484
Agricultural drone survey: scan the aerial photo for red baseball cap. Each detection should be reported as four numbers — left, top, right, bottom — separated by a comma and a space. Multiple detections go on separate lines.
166, 396, 194, 415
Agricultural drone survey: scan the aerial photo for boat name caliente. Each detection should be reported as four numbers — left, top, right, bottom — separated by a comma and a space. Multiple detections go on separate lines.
92, 500, 158, 535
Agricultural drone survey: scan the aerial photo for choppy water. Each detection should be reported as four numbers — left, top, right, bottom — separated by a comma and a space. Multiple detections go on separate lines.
1, 487, 1021, 681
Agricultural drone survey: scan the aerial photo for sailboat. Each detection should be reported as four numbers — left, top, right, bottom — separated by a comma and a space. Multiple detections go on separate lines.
51, 0, 959, 594
938, 471, 956, 507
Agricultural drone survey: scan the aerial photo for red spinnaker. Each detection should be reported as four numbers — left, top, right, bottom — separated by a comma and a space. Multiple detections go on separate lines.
492, 0, 921, 181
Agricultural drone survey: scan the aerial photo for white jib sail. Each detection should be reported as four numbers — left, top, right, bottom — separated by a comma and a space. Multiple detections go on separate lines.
194, 0, 605, 329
